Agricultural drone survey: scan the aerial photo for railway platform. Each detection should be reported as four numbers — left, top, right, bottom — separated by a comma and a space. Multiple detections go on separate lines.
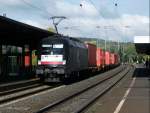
0, 65, 149, 113
84, 64, 150, 113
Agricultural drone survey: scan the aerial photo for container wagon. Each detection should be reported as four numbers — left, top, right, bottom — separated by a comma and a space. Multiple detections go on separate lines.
86, 43, 97, 68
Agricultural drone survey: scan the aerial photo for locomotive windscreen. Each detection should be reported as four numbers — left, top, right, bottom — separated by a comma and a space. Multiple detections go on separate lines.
41, 44, 64, 55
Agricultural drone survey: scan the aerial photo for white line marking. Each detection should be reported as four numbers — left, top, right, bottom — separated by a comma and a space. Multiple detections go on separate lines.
0, 85, 65, 107
113, 77, 136, 113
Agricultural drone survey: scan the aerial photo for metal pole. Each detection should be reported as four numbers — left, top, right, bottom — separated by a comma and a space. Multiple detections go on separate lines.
50, 16, 66, 34
118, 40, 120, 51
54, 24, 59, 34
105, 40, 106, 51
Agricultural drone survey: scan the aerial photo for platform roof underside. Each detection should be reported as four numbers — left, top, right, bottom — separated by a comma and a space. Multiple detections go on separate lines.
135, 43, 150, 55
0, 16, 54, 49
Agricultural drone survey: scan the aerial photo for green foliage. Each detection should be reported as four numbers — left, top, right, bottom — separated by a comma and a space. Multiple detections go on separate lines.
121, 43, 138, 63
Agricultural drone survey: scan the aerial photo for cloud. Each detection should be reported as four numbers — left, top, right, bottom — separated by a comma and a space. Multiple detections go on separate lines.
45, 0, 99, 18
0, 0, 31, 6
0, 0, 22, 5
118, 14, 149, 40
23, 20, 46, 29
58, 14, 149, 42
0, 0, 149, 42
44, 1, 149, 41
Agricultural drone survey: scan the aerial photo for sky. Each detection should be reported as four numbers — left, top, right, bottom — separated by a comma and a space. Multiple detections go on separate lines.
0, 0, 149, 42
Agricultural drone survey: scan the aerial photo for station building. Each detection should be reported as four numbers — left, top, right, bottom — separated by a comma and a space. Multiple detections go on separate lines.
0, 16, 54, 81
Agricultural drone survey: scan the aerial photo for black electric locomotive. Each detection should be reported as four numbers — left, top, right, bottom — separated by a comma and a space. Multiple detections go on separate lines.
36, 35, 88, 82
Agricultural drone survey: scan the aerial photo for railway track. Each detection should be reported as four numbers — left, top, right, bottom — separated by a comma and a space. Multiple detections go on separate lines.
0, 65, 127, 113
36, 66, 131, 113
0, 78, 40, 92
0, 79, 61, 105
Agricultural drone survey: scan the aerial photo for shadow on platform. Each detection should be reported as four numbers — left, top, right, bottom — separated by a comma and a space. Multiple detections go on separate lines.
132, 67, 150, 78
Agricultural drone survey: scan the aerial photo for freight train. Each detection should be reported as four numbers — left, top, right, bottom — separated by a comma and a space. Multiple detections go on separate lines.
36, 35, 120, 82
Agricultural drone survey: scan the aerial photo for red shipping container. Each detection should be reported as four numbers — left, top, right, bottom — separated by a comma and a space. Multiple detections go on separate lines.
97, 48, 104, 67
96, 48, 100, 67
111, 53, 115, 64
100, 49, 104, 66
105, 51, 111, 65
101, 50, 105, 66
86, 43, 97, 67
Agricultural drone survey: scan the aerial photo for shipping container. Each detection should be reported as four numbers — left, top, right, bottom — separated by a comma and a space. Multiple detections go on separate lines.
100, 49, 105, 67
105, 51, 111, 65
96, 48, 101, 67
101, 50, 105, 67
86, 43, 97, 67
96, 48, 104, 67
111, 53, 115, 65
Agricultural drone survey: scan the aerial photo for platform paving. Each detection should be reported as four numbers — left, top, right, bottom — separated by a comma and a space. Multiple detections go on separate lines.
84, 64, 150, 113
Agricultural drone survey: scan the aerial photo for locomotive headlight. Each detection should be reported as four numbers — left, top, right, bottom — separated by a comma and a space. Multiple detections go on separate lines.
38, 60, 41, 65
63, 60, 66, 65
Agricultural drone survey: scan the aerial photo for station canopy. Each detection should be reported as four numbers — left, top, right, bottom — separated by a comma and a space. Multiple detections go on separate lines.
0, 16, 54, 49
134, 36, 150, 55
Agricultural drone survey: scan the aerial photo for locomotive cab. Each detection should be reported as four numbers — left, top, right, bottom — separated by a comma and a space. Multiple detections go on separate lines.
36, 37, 68, 82
36, 35, 88, 82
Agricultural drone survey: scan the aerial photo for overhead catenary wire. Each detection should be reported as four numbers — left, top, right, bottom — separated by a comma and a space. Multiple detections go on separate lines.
22, 0, 100, 37
21, 0, 54, 17
52, 1, 86, 36
21, 0, 83, 34
88, 0, 104, 19
61, 0, 121, 39
19, 0, 119, 39
86, 0, 123, 52
21, 0, 68, 32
